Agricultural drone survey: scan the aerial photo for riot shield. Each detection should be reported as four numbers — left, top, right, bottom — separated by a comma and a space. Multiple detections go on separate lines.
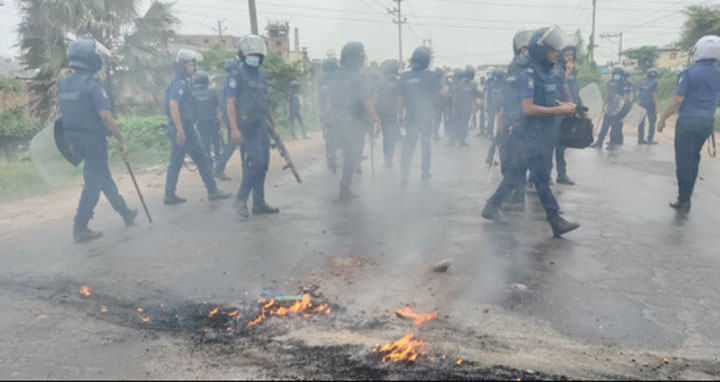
622, 104, 647, 127
30, 122, 81, 185
579, 83, 603, 120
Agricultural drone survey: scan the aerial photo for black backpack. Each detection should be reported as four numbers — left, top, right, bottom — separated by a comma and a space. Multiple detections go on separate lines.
560, 107, 594, 149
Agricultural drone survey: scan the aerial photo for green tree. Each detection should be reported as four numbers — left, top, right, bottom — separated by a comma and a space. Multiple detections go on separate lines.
623, 46, 659, 72
17, 0, 179, 120
679, 5, 720, 50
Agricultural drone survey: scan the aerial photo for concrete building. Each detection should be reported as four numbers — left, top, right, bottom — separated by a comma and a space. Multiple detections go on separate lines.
656, 46, 690, 71
265, 20, 290, 61
174, 34, 241, 51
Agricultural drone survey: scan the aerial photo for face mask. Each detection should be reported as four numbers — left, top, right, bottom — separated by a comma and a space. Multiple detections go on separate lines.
613, 74, 622, 81
245, 56, 260, 67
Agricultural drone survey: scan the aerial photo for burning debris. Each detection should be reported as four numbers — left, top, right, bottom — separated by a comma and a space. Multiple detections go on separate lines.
100, 305, 108, 313
395, 306, 438, 326
246, 293, 332, 329
79, 286, 91, 297
373, 333, 427, 363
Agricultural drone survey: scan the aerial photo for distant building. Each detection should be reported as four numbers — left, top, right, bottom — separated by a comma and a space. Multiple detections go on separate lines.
265, 20, 290, 61
174, 34, 241, 51
657, 46, 690, 71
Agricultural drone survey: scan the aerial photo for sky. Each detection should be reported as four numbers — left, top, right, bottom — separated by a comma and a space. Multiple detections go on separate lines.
0, 0, 712, 68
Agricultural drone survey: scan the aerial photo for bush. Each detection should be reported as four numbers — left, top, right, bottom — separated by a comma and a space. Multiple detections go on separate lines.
0, 78, 24, 94
114, 115, 170, 163
0, 106, 43, 139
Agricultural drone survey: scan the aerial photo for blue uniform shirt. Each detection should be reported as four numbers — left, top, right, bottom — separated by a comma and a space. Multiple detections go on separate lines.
164, 78, 196, 125
399, 68, 443, 124
57, 70, 112, 136
194, 87, 220, 122
637, 78, 658, 109
226, 64, 270, 133
517, 66, 560, 129
676, 59, 720, 121
287, 90, 301, 114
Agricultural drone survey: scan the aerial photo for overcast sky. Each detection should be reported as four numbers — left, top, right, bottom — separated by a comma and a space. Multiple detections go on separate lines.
0, 0, 710, 68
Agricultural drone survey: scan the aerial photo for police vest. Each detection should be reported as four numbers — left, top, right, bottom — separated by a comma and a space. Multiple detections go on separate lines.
194, 87, 218, 122
637, 80, 656, 107
57, 72, 105, 135
455, 79, 477, 110
235, 66, 270, 131
375, 75, 399, 117
523, 67, 559, 130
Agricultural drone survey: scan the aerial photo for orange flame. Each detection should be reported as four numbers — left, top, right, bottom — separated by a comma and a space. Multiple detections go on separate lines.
246, 294, 332, 328
395, 306, 438, 326
208, 308, 219, 318
228, 310, 239, 317
140, 317, 150, 323
373, 334, 427, 363
79, 286, 91, 297
226, 326, 233, 332
100, 305, 108, 313
136, 307, 144, 313
456, 358, 464, 366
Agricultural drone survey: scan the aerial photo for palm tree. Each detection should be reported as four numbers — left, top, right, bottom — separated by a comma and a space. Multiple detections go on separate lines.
17, 0, 179, 121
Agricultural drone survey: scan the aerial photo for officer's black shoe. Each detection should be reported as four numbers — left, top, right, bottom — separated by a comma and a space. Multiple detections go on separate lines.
526, 183, 536, 193
73, 226, 103, 243
234, 199, 250, 217
590, 142, 602, 149
208, 189, 232, 201
481, 202, 509, 224
339, 189, 359, 201
606, 144, 618, 150
669, 200, 691, 212
647, 140, 659, 145
253, 202, 280, 214
638, 139, 647, 144
122, 209, 138, 227
460, 141, 470, 147
557, 175, 575, 185
215, 171, 231, 181
164, 194, 187, 205
548, 214, 580, 237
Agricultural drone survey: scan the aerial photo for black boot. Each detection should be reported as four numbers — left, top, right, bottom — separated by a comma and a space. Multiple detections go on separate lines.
122, 209, 138, 227
234, 199, 249, 217
556, 174, 576, 185
548, 213, 580, 237
73, 218, 103, 243
164, 194, 187, 205
253, 202, 280, 214
339, 188, 359, 201
208, 189, 231, 201
215, 170, 231, 181
669, 200, 691, 212
481, 202, 509, 224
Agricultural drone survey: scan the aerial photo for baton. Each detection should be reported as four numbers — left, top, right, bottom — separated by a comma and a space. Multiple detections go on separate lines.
123, 158, 153, 224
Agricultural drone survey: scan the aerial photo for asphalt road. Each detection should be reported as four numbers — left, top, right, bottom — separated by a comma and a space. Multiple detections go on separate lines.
2, 129, 720, 380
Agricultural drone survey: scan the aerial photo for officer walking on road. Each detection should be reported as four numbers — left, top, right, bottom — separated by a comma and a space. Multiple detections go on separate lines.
551, 45, 578, 185
193, 70, 225, 166
376, 59, 401, 166
214, 58, 242, 181
287, 80, 309, 140
450, 66, 481, 146
637, 68, 660, 145
227, 35, 281, 218
657, 35, 720, 212
163, 49, 231, 205
592, 66, 633, 150
399, 46, 447, 185
481, 26, 580, 237
57, 39, 137, 243
432, 68, 447, 141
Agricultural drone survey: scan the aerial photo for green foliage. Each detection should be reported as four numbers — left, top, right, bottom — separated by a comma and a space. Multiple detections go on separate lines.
624, 46, 659, 72
573, 30, 589, 65
200, 46, 237, 76
114, 115, 169, 162
0, 78, 24, 94
0, 106, 43, 139
264, 53, 308, 109
680, 5, 720, 50
0, 161, 50, 202
577, 62, 603, 90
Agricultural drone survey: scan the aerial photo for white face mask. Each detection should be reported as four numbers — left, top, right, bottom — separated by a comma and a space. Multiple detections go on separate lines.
245, 56, 261, 67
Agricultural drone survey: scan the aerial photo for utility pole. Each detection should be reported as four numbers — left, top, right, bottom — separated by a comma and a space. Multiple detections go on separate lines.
213, 19, 227, 39
388, 0, 407, 68
600, 32, 624, 65
248, 0, 259, 35
589, 0, 597, 64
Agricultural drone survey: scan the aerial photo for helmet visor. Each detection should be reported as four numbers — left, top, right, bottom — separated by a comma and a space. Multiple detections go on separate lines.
176, 48, 203, 63
238, 35, 267, 57
513, 29, 534, 50
537, 26, 577, 51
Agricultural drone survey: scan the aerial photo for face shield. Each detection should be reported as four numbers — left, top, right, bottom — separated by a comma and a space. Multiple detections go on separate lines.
513, 29, 534, 54
238, 35, 267, 57
692, 35, 720, 62
175, 48, 203, 63
536, 26, 577, 52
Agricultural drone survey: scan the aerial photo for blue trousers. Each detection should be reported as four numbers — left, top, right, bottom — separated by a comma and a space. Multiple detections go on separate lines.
452, 107, 472, 144
638, 106, 657, 142
675, 117, 714, 203
197, 119, 223, 162
237, 130, 270, 205
288, 111, 306, 138
380, 114, 399, 164
165, 123, 218, 197
401, 120, 433, 179
73, 135, 130, 225
486, 107, 497, 138
597, 113, 623, 145
215, 128, 246, 174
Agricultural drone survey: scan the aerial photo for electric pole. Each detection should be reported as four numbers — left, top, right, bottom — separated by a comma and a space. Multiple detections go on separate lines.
388, 0, 407, 68
589, 0, 597, 64
213, 19, 227, 39
600, 32, 624, 65
248, 0, 259, 35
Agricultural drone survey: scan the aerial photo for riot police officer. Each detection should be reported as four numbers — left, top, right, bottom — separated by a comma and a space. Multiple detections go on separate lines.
164, 49, 230, 205
486, 69, 506, 141
481, 26, 580, 237
450, 66, 481, 146
658, 35, 720, 212
376, 59, 401, 166
399, 46, 446, 184
287, 80, 308, 140
637, 68, 659, 145
57, 39, 137, 243
593, 66, 633, 149
432, 67, 447, 142
319, 57, 339, 172
193, 70, 225, 166
327, 42, 380, 200
227, 35, 280, 217
550, 45, 578, 185
214, 57, 242, 181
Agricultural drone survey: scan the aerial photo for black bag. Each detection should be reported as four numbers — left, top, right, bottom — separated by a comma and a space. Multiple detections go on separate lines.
560, 109, 594, 149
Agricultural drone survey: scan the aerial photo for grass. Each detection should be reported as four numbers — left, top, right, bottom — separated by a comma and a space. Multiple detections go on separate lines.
0, 161, 54, 202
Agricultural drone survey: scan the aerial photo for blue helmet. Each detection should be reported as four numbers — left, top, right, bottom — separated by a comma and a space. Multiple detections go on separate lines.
464, 65, 476, 80
224, 58, 239, 73
529, 26, 572, 70
410, 46, 432, 70
67, 39, 107, 73
647, 67, 658, 78
322, 57, 338, 73
192, 71, 210, 88
289, 80, 300, 90
381, 59, 400, 76
340, 42, 366, 72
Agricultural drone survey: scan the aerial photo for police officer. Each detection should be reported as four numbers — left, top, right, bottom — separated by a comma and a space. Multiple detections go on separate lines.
399, 46, 446, 185
593, 66, 633, 149
319, 57, 339, 172
214, 57, 242, 181
57, 39, 137, 243
451, 66, 481, 146
481, 27, 580, 237
193, 70, 225, 166
657, 35, 720, 212
550, 45, 578, 185
486, 69, 506, 141
327, 42, 380, 200
637, 68, 659, 145
287, 80, 308, 140
376, 59, 401, 166
432, 67, 447, 141
227, 35, 280, 217
164, 49, 231, 205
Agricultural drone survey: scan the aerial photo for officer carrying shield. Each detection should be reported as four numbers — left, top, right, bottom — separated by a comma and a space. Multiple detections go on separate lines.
592, 66, 633, 149
226, 35, 280, 217
657, 35, 720, 212
481, 26, 580, 237
57, 39, 137, 243
193, 70, 225, 166
376, 59, 401, 166
163, 49, 231, 205
637, 68, 659, 145
399, 46, 447, 184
